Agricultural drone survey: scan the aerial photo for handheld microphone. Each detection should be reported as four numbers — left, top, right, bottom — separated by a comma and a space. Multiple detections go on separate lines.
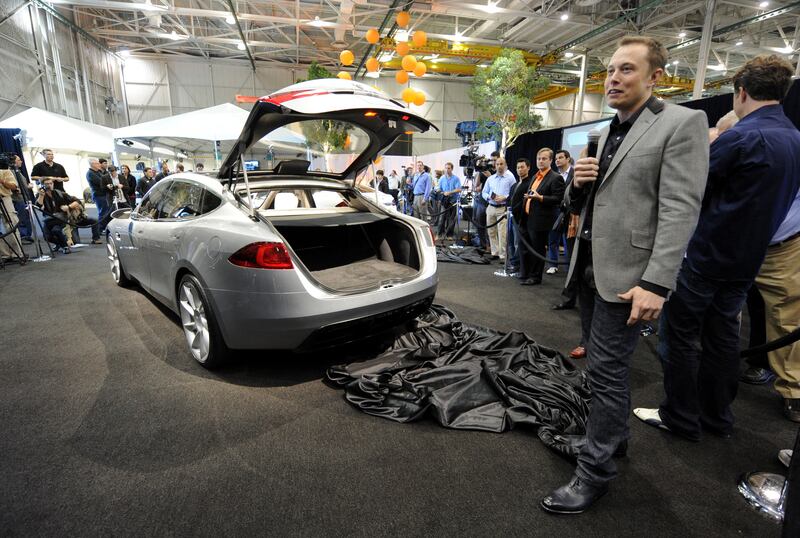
587, 129, 601, 159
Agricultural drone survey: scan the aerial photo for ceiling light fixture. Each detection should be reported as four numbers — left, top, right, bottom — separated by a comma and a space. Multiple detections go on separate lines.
678, 31, 687, 38
735, 40, 743, 46
672, 60, 679, 65
309, 16, 324, 27
564, 51, 575, 58
237, 41, 246, 51
395, 29, 409, 42
560, 13, 569, 21
365, 71, 380, 78
486, 1, 500, 13
759, 1, 769, 7
169, 30, 180, 40
119, 48, 131, 57
225, 15, 235, 24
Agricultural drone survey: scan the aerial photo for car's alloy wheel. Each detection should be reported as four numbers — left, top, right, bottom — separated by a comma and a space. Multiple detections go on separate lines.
106, 237, 130, 286
177, 274, 228, 368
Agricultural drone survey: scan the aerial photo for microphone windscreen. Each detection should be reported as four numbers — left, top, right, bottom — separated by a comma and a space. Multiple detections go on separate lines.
587, 129, 601, 144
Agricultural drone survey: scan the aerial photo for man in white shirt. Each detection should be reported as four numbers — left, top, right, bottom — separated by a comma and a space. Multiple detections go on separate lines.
481, 157, 516, 260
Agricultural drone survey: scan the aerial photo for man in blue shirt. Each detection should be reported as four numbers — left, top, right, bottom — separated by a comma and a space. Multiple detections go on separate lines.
437, 162, 461, 240
481, 157, 516, 260
635, 55, 800, 439
411, 161, 432, 222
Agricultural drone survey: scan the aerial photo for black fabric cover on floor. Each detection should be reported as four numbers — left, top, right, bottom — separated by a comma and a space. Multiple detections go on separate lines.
327, 305, 590, 457
435, 245, 492, 264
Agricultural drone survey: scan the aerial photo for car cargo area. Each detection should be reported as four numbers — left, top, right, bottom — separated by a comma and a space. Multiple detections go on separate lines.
271, 213, 421, 292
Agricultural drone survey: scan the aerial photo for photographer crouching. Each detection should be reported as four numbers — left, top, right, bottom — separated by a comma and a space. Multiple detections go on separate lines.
36, 178, 100, 253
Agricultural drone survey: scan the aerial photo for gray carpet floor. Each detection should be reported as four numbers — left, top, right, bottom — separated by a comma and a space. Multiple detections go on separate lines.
0, 241, 795, 537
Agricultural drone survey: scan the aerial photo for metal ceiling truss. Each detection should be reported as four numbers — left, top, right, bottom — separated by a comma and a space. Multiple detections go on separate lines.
10, 0, 799, 105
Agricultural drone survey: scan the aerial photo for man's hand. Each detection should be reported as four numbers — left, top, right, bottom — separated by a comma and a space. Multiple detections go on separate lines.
617, 286, 665, 326
60, 204, 69, 213
573, 157, 600, 188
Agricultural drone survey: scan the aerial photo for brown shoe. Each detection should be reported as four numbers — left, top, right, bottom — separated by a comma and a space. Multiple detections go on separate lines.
569, 346, 586, 359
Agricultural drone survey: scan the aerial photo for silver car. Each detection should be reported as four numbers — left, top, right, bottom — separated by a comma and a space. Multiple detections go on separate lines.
106, 79, 439, 367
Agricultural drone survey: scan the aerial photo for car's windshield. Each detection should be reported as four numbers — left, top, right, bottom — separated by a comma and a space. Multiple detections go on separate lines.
246, 120, 371, 174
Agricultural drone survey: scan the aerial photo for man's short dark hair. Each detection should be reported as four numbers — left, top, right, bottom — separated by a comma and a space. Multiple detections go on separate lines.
445, 162, 453, 168
99, 158, 108, 164
144, 167, 152, 173
556, 149, 571, 160
108, 165, 117, 172
618, 35, 668, 72
376, 169, 384, 176
490, 151, 500, 158
733, 54, 794, 102
516, 158, 531, 168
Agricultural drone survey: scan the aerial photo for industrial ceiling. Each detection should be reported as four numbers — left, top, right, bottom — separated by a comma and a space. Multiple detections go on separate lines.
21, 0, 800, 98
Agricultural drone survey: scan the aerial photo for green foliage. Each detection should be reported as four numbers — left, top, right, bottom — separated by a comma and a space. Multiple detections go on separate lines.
301, 61, 334, 82
297, 62, 350, 155
469, 49, 550, 155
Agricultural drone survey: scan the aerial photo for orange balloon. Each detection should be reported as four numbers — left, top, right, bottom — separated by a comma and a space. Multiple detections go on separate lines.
412, 30, 427, 47
366, 57, 380, 72
340, 50, 354, 66
395, 70, 409, 84
396, 41, 410, 56
412, 90, 426, 106
396, 11, 410, 28
401, 87, 415, 103
413, 62, 426, 77
337, 71, 352, 80
401, 55, 417, 72
365, 28, 380, 44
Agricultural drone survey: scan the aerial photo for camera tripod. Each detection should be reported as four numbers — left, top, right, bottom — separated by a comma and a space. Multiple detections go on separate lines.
0, 196, 26, 267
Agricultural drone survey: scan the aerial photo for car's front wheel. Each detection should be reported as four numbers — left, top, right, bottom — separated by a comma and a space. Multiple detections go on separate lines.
106, 236, 131, 287
177, 274, 229, 368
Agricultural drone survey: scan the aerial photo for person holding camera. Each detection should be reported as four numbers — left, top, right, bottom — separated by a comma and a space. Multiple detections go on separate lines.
136, 167, 158, 199
36, 178, 100, 253
119, 164, 137, 207
10, 155, 33, 244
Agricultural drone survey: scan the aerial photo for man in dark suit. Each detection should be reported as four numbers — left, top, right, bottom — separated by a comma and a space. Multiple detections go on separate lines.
540, 36, 708, 514
635, 54, 800, 435
545, 149, 574, 275
511, 148, 565, 285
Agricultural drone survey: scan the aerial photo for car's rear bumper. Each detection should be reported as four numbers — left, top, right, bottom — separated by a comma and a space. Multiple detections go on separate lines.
209, 278, 437, 350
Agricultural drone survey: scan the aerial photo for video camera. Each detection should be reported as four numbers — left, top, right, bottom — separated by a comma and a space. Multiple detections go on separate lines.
459, 144, 495, 180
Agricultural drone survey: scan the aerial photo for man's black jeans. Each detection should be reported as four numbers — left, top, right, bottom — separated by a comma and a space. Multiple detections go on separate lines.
657, 261, 752, 439
576, 294, 641, 486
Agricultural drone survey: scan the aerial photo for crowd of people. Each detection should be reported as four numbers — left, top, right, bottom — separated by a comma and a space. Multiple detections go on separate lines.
0, 150, 203, 258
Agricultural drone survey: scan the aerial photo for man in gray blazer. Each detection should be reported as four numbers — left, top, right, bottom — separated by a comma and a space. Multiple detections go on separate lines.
540, 36, 709, 514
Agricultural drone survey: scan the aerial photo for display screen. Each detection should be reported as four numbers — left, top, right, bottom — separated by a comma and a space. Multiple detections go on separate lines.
560, 118, 612, 159
244, 160, 260, 171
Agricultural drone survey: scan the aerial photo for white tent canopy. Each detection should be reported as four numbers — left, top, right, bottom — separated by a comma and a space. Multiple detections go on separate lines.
0, 107, 114, 154
113, 103, 249, 142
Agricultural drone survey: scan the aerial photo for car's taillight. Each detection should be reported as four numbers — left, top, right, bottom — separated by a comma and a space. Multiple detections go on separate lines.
426, 225, 436, 246
228, 242, 293, 269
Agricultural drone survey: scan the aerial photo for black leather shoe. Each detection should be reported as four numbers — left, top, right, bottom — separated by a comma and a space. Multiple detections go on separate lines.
785, 399, 800, 423
540, 476, 608, 514
552, 301, 575, 311
520, 278, 538, 286
740, 367, 776, 385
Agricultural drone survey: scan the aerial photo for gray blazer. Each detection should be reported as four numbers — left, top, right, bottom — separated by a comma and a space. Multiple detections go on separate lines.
565, 102, 709, 303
